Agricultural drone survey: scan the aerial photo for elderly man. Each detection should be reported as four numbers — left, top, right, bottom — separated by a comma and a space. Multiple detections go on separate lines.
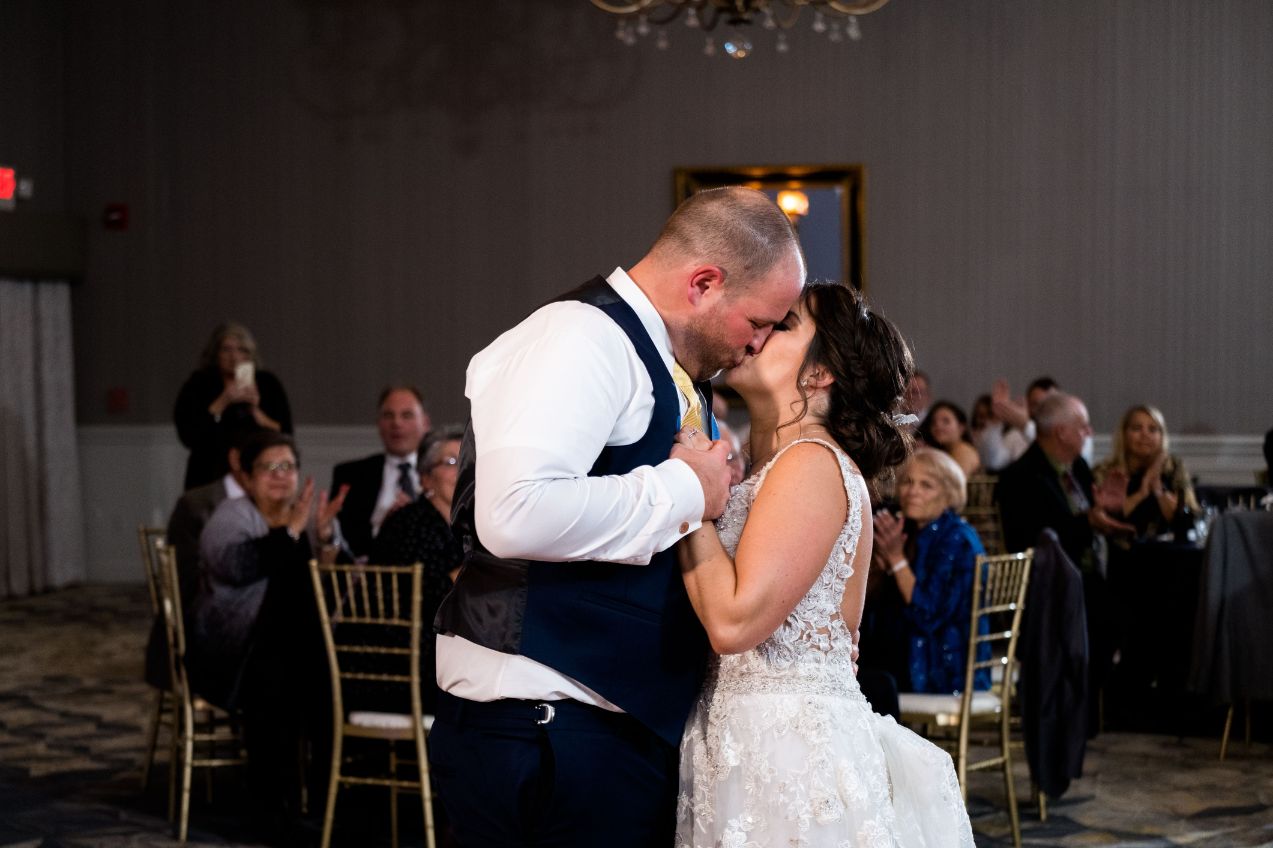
431, 186, 805, 847
997, 391, 1132, 736
330, 385, 431, 559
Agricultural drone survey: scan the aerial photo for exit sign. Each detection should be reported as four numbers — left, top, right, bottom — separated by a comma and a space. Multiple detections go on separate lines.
0, 167, 14, 211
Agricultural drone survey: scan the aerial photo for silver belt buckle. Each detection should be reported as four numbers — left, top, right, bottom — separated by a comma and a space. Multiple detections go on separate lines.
534, 702, 556, 725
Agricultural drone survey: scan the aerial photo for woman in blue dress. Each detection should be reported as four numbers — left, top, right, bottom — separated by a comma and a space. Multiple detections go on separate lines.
872, 447, 987, 693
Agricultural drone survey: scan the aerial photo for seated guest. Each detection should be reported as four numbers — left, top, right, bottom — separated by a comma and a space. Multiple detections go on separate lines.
1093, 405, 1201, 543
174, 322, 292, 491
187, 432, 348, 822
971, 393, 994, 435
975, 377, 1054, 471
971, 391, 1016, 473
189, 431, 348, 704
870, 448, 988, 693
371, 427, 465, 714
332, 386, 432, 560
166, 427, 256, 606
903, 369, 932, 421
996, 392, 1131, 733
919, 400, 982, 478
144, 427, 254, 691
997, 392, 1130, 572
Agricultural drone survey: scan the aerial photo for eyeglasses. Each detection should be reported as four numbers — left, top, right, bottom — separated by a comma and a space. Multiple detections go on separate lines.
256, 460, 298, 475
429, 456, 459, 471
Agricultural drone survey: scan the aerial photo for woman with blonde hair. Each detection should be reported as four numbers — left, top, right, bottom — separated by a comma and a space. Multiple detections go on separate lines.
870, 447, 988, 694
1095, 404, 1200, 542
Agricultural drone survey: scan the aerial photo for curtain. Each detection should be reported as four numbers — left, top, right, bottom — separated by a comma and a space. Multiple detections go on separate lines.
0, 278, 85, 597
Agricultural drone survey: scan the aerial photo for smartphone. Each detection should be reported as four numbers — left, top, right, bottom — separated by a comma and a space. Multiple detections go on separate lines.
234, 362, 255, 388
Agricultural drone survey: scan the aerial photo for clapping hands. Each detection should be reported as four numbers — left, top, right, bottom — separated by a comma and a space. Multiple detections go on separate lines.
871, 510, 907, 572
1094, 469, 1128, 513
287, 479, 350, 550
990, 379, 1030, 430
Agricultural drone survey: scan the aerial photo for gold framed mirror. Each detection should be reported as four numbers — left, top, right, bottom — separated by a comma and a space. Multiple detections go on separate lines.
674, 164, 866, 290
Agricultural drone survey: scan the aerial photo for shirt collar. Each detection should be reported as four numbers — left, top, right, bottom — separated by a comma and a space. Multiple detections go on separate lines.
385, 451, 418, 467
223, 473, 246, 500
1046, 453, 1071, 476
606, 267, 676, 375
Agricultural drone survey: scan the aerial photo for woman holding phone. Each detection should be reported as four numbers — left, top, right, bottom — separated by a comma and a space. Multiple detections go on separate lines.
174, 321, 293, 490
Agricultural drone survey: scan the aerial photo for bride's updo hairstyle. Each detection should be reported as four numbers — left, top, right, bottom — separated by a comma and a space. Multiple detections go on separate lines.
792, 281, 914, 484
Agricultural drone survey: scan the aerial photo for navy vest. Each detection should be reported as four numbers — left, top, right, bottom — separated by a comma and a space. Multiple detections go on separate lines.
437, 276, 712, 745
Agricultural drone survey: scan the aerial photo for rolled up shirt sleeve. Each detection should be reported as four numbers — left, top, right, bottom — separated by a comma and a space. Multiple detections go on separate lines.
468, 300, 704, 565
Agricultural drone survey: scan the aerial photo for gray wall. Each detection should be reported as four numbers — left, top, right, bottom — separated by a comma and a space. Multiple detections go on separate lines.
8, 0, 1273, 434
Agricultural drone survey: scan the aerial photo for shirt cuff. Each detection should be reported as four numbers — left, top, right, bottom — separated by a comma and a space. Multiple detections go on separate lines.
659, 456, 705, 539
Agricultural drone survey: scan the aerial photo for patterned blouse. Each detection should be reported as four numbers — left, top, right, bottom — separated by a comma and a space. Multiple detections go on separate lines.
904, 508, 988, 694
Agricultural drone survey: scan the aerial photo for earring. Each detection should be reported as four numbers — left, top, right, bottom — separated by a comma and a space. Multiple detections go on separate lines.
800, 377, 809, 388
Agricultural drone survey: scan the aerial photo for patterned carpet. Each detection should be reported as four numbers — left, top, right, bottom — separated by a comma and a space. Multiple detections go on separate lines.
2, 586, 1272, 847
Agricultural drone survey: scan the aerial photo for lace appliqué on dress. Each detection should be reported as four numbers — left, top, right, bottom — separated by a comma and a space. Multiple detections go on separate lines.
677, 439, 974, 848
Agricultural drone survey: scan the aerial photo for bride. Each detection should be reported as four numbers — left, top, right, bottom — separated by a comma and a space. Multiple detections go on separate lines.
675, 281, 975, 847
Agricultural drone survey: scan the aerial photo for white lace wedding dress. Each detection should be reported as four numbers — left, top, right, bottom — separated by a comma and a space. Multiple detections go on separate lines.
676, 439, 975, 848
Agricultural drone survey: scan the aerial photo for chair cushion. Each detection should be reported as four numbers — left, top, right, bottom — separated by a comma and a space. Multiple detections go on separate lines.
348, 711, 435, 732
898, 690, 1002, 720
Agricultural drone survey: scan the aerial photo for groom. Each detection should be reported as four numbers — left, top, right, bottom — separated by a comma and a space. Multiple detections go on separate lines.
430, 186, 805, 847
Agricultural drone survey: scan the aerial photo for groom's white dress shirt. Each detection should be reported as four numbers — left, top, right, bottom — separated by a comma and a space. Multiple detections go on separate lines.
436, 267, 703, 710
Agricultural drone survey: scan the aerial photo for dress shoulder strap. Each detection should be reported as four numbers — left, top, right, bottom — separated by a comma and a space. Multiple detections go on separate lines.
753, 438, 864, 506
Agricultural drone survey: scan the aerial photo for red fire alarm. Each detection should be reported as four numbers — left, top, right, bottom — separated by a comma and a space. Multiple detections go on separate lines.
106, 386, 131, 414
103, 203, 129, 230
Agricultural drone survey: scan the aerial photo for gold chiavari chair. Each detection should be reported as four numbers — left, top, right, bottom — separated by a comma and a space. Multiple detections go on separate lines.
138, 525, 172, 791
154, 542, 248, 842
899, 550, 1034, 848
309, 561, 436, 848
1220, 698, 1253, 760
962, 474, 1006, 555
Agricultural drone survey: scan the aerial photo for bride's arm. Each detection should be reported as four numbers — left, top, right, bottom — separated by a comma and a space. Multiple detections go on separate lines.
679, 442, 849, 655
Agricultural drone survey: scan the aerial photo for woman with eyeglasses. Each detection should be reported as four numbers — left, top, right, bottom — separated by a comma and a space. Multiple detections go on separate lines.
371, 427, 465, 714
187, 430, 348, 829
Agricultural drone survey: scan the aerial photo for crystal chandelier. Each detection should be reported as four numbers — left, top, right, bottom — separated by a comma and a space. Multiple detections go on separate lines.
589, 0, 893, 58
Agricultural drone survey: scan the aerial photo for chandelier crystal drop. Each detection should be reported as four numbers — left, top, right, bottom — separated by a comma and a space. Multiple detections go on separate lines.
590, 1, 892, 58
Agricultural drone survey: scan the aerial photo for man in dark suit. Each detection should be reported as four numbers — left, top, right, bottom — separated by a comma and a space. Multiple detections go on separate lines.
330, 386, 431, 560
997, 391, 1132, 735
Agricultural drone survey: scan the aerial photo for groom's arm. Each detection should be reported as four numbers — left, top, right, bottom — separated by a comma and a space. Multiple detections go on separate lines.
467, 302, 704, 564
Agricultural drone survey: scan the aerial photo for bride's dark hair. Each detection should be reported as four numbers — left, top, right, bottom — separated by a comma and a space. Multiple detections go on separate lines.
789, 281, 914, 484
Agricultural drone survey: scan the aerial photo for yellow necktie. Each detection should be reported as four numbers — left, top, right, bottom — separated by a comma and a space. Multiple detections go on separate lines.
672, 362, 704, 431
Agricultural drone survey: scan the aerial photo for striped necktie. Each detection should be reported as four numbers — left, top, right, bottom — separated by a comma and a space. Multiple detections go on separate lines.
671, 362, 704, 431
397, 461, 418, 500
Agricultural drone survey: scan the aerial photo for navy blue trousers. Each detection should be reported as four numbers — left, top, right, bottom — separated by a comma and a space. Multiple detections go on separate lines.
428, 692, 678, 847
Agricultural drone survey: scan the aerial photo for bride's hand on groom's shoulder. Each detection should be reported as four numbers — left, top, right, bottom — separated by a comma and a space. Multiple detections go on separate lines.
671, 426, 732, 521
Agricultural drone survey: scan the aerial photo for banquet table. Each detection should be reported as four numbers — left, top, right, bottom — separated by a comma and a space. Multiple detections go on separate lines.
1189, 511, 1273, 708
1106, 539, 1208, 732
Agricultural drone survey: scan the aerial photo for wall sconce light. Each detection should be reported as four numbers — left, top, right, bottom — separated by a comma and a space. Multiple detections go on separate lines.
776, 189, 810, 225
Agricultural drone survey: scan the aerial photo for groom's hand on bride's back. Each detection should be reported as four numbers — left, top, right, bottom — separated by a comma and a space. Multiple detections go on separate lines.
670, 435, 732, 521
